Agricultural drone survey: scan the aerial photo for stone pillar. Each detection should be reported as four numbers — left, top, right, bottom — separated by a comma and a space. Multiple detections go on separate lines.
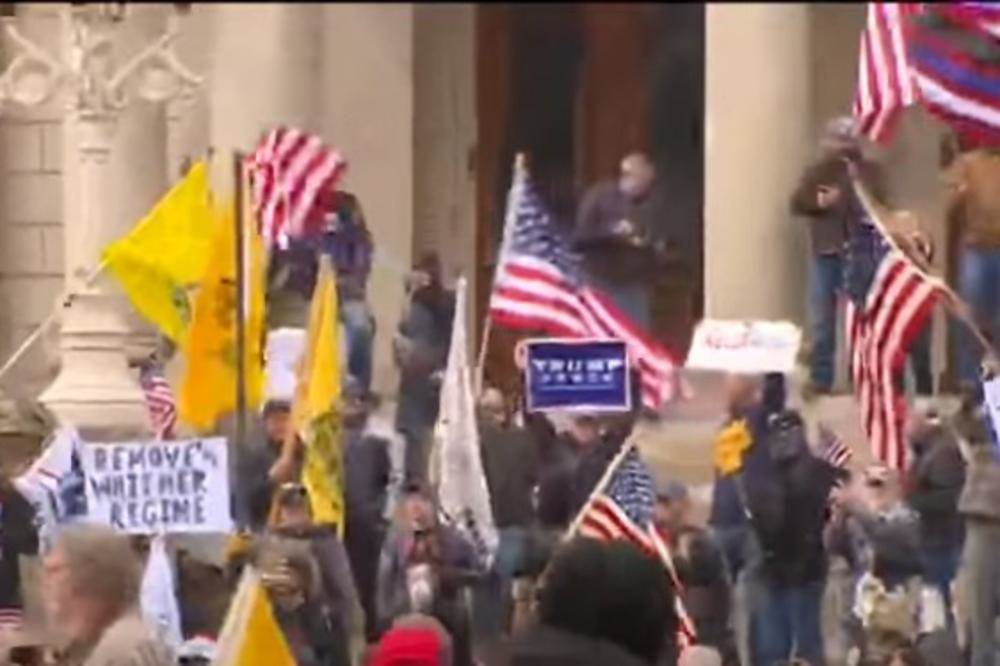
704, 4, 811, 322
319, 4, 414, 394
40, 6, 170, 437
208, 3, 321, 198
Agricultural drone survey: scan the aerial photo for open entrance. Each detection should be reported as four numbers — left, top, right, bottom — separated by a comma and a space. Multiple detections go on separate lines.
475, 4, 705, 395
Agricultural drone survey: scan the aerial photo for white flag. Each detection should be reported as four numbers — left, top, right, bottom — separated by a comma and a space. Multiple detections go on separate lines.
432, 276, 498, 567
140, 535, 183, 650
14, 427, 84, 553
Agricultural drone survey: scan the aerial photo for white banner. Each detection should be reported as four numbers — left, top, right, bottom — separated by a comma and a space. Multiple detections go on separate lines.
685, 319, 802, 374
80, 437, 231, 534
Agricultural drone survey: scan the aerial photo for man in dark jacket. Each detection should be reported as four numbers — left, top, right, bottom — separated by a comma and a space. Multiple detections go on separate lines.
904, 408, 966, 610
0, 474, 38, 626
475, 388, 538, 640
790, 116, 888, 395
342, 378, 392, 644
955, 395, 1000, 666
745, 409, 844, 666
394, 253, 455, 483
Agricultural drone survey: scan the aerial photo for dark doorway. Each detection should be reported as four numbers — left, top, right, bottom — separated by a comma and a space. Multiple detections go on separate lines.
475, 4, 705, 393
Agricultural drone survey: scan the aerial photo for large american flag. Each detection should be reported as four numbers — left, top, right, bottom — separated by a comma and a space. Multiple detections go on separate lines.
844, 225, 943, 472
487, 169, 685, 409
853, 3, 920, 143
247, 127, 347, 249
140, 363, 177, 440
578, 445, 697, 647
0, 607, 22, 632
854, 3, 1000, 145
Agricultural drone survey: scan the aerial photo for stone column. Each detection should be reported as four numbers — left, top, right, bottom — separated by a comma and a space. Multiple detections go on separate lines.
703, 4, 811, 322
319, 4, 414, 394
208, 3, 321, 198
40, 6, 170, 437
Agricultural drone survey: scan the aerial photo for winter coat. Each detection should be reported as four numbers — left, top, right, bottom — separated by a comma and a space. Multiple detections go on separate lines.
506, 624, 651, 666
480, 420, 538, 529
0, 484, 38, 612
906, 425, 966, 550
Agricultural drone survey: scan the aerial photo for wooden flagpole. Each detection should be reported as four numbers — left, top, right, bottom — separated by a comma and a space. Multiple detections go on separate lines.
233, 152, 248, 457
849, 168, 996, 358
474, 151, 528, 397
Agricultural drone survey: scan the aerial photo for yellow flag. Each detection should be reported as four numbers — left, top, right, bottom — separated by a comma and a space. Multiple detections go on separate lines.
293, 257, 344, 530
178, 186, 265, 433
213, 568, 295, 666
102, 161, 214, 343
713, 418, 753, 476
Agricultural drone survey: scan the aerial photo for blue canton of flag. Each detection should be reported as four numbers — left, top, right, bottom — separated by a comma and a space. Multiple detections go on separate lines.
508, 179, 583, 287
844, 220, 892, 307
603, 447, 657, 528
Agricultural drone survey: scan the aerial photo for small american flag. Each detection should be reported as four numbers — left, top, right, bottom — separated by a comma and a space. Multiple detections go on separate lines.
853, 3, 921, 143
844, 224, 943, 472
0, 607, 23, 632
247, 127, 347, 249
578, 445, 697, 647
140, 363, 177, 440
488, 168, 686, 410
817, 423, 853, 471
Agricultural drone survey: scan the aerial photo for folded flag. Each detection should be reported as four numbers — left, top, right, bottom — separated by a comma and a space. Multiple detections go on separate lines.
292, 256, 345, 531
103, 161, 215, 343
432, 276, 498, 568
178, 179, 266, 433
211, 567, 295, 666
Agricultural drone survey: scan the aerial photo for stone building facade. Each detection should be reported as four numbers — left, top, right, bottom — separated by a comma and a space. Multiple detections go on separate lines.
0, 3, 953, 436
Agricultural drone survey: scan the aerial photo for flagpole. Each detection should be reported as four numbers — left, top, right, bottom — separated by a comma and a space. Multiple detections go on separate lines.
474, 151, 528, 396
233, 151, 248, 457
0, 152, 214, 385
562, 439, 638, 542
849, 170, 996, 357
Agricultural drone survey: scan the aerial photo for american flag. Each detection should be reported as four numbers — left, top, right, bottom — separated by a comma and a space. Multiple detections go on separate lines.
487, 168, 685, 410
817, 422, 853, 471
578, 445, 697, 647
0, 607, 23, 631
907, 3, 1000, 144
844, 222, 943, 472
853, 3, 921, 144
140, 363, 177, 440
247, 127, 347, 249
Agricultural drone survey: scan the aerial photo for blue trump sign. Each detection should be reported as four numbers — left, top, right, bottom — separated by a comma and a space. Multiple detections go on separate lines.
525, 339, 631, 412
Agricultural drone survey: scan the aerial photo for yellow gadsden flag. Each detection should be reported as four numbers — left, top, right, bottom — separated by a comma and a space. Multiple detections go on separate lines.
178, 186, 265, 433
292, 256, 345, 530
212, 567, 295, 666
102, 161, 214, 343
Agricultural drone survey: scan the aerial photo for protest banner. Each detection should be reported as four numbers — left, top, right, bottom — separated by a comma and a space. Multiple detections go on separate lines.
685, 320, 802, 374
80, 437, 231, 534
525, 338, 631, 412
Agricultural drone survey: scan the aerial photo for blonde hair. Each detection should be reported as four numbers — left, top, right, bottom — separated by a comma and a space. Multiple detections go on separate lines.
53, 524, 142, 616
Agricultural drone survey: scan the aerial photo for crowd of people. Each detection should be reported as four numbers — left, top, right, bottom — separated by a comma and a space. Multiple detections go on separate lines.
1, 117, 1000, 666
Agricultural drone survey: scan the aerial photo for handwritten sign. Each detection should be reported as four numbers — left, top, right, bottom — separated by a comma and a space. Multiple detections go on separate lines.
685, 320, 802, 374
525, 339, 631, 412
81, 438, 231, 535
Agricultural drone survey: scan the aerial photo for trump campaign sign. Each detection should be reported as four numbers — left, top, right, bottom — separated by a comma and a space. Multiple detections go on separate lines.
525, 338, 631, 412
685, 320, 802, 374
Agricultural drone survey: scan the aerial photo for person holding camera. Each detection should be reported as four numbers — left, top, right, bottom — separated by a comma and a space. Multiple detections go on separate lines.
375, 483, 480, 666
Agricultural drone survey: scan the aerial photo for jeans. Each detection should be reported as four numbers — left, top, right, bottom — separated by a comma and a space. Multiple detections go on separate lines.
963, 520, 1000, 666
472, 526, 529, 641
753, 580, 825, 666
809, 253, 844, 391
910, 322, 934, 396
922, 542, 961, 618
956, 248, 1000, 387
341, 299, 375, 393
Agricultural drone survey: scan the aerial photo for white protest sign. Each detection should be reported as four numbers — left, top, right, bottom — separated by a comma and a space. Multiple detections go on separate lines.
265, 328, 307, 403
685, 319, 802, 374
80, 437, 231, 535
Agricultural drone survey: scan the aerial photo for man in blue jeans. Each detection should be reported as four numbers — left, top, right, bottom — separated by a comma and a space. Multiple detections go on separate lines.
944, 148, 1000, 389
790, 117, 887, 395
